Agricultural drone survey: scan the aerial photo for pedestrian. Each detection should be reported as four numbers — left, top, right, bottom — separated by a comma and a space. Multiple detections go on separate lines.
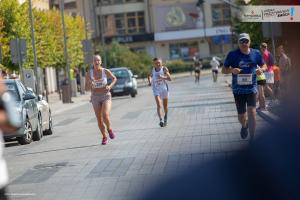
260, 42, 275, 104
222, 33, 265, 141
277, 45, 291, 94
272, 64, 281, 102
85, 55, 117, 145
75, 68, 81, 93
193, 58, 202, 83
210, 57, 220, 82
147, 58, 172, 127
256, 69, 267, 111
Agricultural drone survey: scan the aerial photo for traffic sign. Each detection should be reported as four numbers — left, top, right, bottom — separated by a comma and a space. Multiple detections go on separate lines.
81, 39, 92, 53
10, 38, 27, 64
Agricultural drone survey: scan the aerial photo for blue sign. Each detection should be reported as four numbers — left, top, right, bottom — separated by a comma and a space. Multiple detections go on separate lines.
212, 35, 231, 45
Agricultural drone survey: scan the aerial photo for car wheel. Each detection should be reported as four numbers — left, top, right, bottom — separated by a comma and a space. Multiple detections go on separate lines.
44, 112, 53, 135
33, 114, 43, 141
131, 89, 137, 98
18, 118, 33, 145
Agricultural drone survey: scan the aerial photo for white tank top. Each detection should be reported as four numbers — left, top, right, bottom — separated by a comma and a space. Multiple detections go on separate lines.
152, 67, 167, 89
90, 68, 107, 88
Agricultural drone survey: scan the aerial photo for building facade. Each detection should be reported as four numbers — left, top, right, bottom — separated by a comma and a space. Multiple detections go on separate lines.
151, 0, 233, 61
77, 0, 234, 61
18, 0, 50, 10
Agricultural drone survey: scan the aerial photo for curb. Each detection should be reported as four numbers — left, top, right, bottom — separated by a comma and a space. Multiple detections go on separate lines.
257, 109, 280, 124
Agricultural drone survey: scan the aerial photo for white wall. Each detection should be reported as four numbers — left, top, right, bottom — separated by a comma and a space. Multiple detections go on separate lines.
45, 67, 57, 93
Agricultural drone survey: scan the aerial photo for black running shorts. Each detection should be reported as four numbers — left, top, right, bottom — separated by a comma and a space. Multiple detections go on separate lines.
257, 80, 266, 85
212, 69, 218, 74
233, 93, 256, 114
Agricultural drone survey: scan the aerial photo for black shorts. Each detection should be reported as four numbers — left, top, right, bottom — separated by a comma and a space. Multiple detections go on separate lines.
257, 80, 266, 85
212, 69, 218, 74
233, 93, 256, 114
195, 70, 200, 73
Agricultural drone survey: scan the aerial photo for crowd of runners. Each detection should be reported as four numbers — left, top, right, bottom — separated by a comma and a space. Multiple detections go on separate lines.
83, 32, 291, 145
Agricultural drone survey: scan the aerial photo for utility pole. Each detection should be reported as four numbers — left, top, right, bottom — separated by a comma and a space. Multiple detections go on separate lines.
59, 0, 72, 103
196, 0, 206, 40
82, 0, 89, 41
28, 0, 40, 94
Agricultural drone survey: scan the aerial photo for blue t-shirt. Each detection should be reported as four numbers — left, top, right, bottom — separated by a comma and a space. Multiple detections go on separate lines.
224, 48, 264, 94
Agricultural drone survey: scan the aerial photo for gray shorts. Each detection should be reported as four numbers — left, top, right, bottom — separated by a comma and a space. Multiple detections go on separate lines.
91, 92, 111, 110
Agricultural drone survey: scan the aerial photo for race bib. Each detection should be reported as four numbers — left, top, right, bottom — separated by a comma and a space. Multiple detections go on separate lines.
93, 79, 105, 88
154, 80, 164, 87
237, 74, 252, 85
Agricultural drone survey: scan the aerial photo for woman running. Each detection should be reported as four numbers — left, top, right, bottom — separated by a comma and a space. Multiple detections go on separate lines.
86, 55, 117, 145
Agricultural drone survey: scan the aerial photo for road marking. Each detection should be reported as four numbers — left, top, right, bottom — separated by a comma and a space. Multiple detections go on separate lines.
6, 193, 36, 196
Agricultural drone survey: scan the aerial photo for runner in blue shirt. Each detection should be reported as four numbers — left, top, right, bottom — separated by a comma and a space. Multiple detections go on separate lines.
222, 33, 266, 141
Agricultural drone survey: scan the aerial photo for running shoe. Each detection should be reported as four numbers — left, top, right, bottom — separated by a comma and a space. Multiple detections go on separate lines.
164, 117, 167, 127
108, 129, 115, 139
159, 120, 164, 127
102, 137, 108, 145
240, 124, 249, 139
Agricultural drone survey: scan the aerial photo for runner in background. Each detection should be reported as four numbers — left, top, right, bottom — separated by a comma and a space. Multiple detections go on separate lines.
148, 58, 172, 127
210, 57, 220, 82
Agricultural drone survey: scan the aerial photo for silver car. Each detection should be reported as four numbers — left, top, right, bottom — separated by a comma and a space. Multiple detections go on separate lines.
27, 88, 53, 136
3, 79, 42, 145
109, 67, 138, 98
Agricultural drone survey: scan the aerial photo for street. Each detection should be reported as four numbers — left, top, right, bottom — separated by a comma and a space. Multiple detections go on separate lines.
4, 74, 269, 200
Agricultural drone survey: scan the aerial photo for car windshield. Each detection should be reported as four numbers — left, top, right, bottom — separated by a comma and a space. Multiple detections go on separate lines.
111, 69, 129, 79
5, 82, 20, 101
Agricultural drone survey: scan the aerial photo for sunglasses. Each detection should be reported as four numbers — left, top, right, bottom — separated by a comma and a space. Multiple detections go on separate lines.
239, 39, 249, 44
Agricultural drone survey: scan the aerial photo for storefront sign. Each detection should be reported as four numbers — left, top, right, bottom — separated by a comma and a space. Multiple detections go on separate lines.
105, 33, 154, 44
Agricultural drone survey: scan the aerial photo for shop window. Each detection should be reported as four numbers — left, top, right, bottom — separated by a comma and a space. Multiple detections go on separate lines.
169, 42, 198, 60
211, 4, 231, 26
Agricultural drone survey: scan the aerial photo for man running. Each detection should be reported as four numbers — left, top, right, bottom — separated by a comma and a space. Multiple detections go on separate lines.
193, 58, 202, 83
148, 58, 172, 127
222, 33, 265, 141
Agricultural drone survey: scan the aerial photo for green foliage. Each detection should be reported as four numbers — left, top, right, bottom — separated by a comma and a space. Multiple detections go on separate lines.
0, 0, 28, 70
234, 0, 273, 49
165, 60, 193, 73
0, 1, 88, 71
97, 42, 152, 78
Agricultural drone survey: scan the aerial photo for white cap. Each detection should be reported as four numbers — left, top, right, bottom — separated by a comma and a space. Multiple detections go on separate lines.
238, 33, 250, 41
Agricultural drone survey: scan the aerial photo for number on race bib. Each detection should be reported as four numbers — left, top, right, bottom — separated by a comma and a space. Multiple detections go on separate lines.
237, 74, 253, 85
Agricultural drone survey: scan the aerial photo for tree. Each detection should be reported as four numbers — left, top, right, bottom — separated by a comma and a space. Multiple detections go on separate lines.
233, 0, 273, 49
0, 0, 29, 70
65, 14, 85, 69
97, 42, 153, 78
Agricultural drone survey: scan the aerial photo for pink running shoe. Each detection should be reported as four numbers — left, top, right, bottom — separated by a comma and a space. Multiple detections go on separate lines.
102, 137, 108, 145
108, 129, 115, 139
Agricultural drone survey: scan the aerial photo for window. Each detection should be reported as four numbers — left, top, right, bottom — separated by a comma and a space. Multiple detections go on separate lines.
97, 0, 143, 5
102, 12, 145, 36
64, 2, 77, 9
211, 4, 231, 26
169, 42, 198, 60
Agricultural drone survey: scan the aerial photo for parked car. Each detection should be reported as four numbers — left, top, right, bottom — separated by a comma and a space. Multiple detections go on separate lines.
109, 67, 138, 98
2, 79, 42, 144
27, 88, 53, 136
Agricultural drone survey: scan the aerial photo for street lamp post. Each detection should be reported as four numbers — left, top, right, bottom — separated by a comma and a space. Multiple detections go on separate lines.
196, 0, 206, 40
28, 0, 40, 95
59, 0, 72, 103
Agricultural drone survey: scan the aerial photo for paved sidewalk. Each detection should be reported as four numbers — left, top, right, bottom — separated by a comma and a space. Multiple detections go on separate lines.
48, 70, 212, 116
